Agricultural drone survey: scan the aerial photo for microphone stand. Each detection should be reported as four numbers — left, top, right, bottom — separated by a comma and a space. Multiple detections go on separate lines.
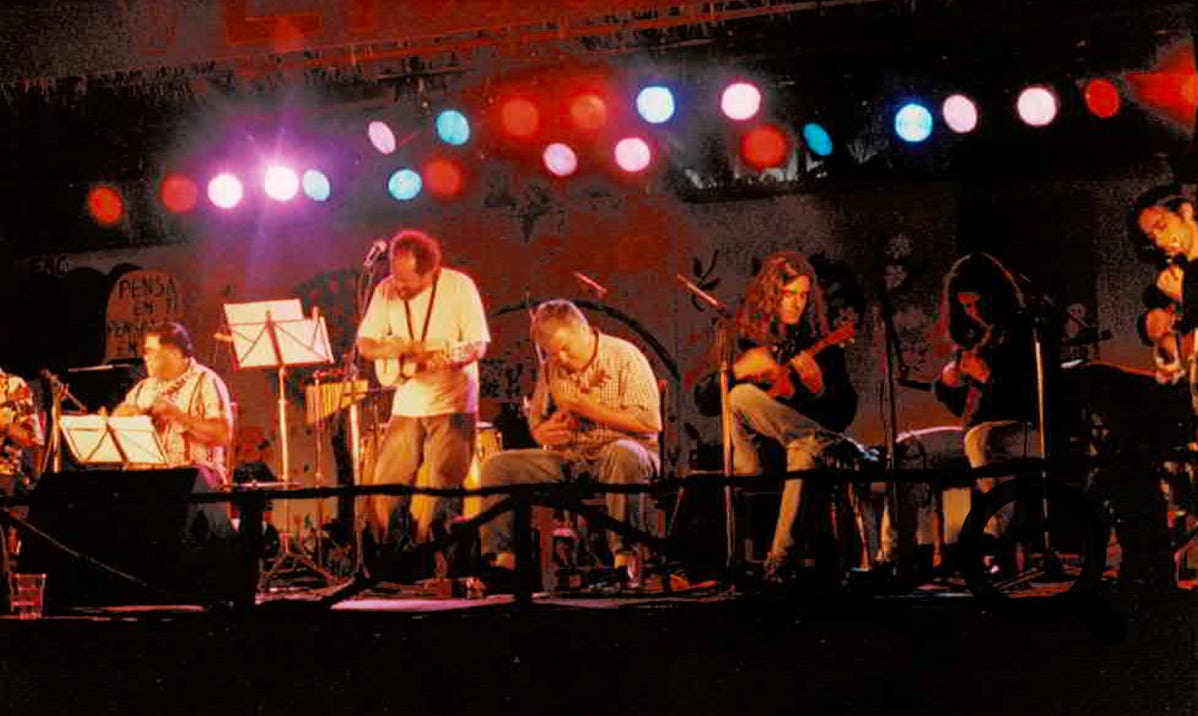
38, 369, 87, 475
1000, 270, 1076, 586
872, 284, 907, 577
347, 254, 386, 580
674, 275, 739, 574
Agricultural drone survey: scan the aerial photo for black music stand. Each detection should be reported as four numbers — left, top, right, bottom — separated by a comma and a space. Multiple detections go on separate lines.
223, 299, 333, 588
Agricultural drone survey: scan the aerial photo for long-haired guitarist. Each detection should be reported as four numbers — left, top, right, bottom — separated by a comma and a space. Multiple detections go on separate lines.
1130, 186, 1198, 386
932, 253, 1038, 570
1123, 186, 1198, 587
113, 321, 233, 486
724, 250, 858, 581
355, 229, 490, 550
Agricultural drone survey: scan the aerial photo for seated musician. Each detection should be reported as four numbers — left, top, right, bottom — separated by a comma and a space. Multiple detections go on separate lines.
932, 254, 1038, 572
113, 321, 233, 487
477, 299, 661, 585
1118, 186, 1198, 586
721, 251, 858, 581
1131, 187, 1198, 384
0, 366, 44, 495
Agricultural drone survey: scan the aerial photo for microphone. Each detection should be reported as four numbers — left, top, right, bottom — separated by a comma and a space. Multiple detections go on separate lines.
66, 364, 117, 372
362, 239, 389, 268
675, 274, 731, 316
573, 271, 609, 299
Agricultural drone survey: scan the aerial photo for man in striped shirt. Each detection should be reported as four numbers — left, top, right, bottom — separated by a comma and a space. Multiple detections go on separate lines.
478, 300, 661, 582
114, 321, 233, 487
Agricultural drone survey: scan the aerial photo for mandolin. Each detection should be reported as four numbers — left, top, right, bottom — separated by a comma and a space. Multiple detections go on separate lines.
766, 321, 856, 400
374, 339, 481, 388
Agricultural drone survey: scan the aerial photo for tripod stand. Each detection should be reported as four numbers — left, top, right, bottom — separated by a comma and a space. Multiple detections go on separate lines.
222, 299, 335, 589
968, 258, 1078, 589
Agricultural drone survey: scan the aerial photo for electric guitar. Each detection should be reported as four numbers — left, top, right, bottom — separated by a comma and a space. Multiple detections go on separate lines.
374, 339, 481, 388
766, 320, 857, 400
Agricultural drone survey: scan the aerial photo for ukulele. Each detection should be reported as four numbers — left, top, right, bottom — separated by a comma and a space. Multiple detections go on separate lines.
374, 339, 481, 388
766, 321, 857, 400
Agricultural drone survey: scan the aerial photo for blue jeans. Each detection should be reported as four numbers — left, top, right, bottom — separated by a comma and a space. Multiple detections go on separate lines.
964, 419, 1038, 539
478, 440, 658, 558
729, 383, 843, 560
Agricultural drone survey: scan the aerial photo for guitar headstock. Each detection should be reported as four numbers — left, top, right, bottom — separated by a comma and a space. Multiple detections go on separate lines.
827, 319, 856, 346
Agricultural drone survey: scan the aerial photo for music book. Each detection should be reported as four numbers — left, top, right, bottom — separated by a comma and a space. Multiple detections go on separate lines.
59, 414, 169, 466
222, 299, 333, 370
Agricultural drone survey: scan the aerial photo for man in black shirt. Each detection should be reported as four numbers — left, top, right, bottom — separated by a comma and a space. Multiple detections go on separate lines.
724, 251, 859, 578
933, 254, 1039, 563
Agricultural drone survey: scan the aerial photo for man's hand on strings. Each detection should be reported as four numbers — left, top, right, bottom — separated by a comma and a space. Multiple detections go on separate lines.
957, 352, 991, 383
733, 346, 781, 382
149, 398, 188, 427
534, 411, 576, 447
790, 351, 824, 394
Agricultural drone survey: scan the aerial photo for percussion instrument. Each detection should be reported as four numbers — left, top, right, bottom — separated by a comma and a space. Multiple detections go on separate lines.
359, 421, 503, 542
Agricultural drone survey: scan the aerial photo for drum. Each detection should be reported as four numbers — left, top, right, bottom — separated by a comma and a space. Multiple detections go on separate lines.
361, 421, 504, 540
462, 423, 502, 520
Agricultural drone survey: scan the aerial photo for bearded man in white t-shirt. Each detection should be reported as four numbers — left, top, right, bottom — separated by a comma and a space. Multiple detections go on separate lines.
356, 229, 490, 548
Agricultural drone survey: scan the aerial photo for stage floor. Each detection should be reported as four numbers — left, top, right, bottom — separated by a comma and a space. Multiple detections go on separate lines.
0, 579, 1193, 716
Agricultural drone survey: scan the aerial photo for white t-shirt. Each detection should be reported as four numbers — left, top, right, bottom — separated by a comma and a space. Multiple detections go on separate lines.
358, 267, 490, 417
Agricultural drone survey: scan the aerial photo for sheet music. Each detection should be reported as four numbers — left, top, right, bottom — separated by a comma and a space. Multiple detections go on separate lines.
58, 414, 168, 465
107, 416, 168, 464
274, 317, 333, 367
222, 299, 332, 369
59, 414, 120, 463
223, 299, 303, 326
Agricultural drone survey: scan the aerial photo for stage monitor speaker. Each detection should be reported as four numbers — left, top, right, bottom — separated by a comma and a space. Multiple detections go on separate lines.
19, 468, 240, 610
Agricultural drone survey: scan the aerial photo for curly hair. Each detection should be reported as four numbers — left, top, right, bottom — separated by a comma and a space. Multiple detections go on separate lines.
736, 251, 828, 345
939, 253, 1023, 349
389, 228, 442, 274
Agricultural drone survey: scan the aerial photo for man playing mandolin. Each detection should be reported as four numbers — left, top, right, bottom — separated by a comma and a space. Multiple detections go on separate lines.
356, 228, 490, 550
476, 299, 660, 586
726, 251, 858, 581
113, 321, 234, 487
1130, 187, 1198, 385
0, 366, 43, 494
932, 253, 1038, 573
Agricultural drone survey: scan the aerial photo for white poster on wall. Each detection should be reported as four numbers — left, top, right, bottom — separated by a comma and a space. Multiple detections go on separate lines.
104, 269, 185, 361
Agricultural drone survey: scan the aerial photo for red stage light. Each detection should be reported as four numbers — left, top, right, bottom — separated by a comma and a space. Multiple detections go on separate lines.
87, 185, 124, 226
1126, 44, 1196, 127
161, 175, 198, 213
569, 94, 608, 131
424, 158, 463, 197
741, 125, 788, 168
501, 98, 540, 137
1084, 79, 1121, 119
